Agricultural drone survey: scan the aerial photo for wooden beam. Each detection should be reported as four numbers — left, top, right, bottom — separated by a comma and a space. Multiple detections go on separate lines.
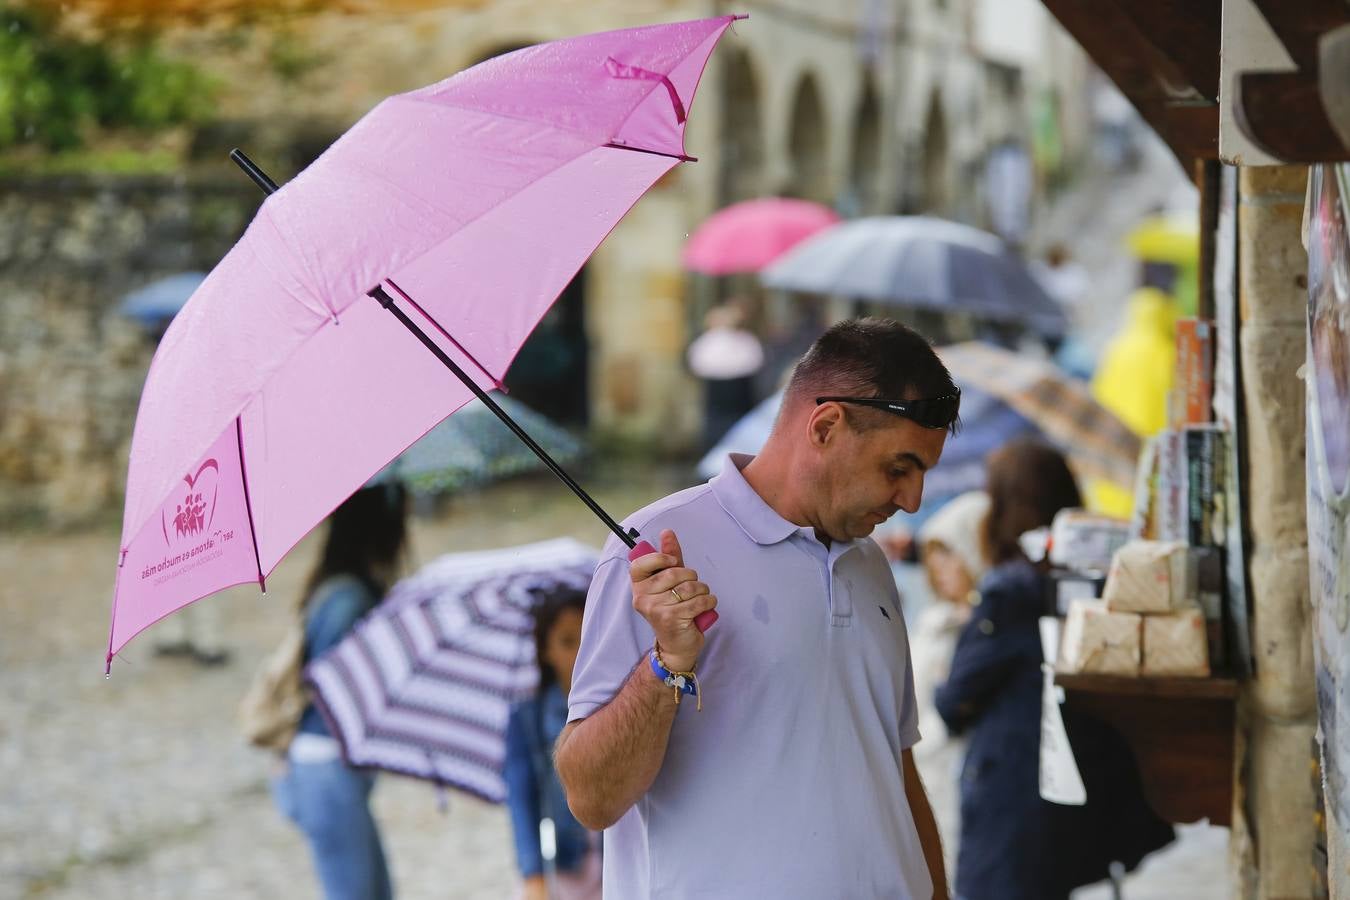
1235, 71, 1350, 162
1040, 0, 1221, 169
1162, 103, 1222, 161
1129, 0, 1223, 100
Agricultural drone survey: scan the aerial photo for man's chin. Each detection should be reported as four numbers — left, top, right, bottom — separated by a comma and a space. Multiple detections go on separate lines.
850, 521, 879, 539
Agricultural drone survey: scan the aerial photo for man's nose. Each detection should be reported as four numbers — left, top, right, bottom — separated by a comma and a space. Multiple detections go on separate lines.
894, 475, 924, 515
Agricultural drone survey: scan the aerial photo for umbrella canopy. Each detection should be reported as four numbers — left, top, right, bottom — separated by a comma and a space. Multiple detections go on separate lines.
304, 538, 598, 800
682, 197, 841, 274
107, 16, 739, 668
397, 392, 583, 495
116, 272, 208, 327
760, 216, 1068, 337
937, 342, 1141, 489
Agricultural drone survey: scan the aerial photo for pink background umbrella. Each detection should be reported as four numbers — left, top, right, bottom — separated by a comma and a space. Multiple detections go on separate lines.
682, 196, 841, 274
107, 16, 740, 669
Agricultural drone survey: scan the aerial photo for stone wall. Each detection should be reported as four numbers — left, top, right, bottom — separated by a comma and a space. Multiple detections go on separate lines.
0, 174, 257, 527
1231, 164, 1319, 899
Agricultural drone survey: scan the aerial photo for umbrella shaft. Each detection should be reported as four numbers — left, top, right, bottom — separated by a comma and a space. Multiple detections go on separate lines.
230, 149, 279, 194
369, 286, 638, 549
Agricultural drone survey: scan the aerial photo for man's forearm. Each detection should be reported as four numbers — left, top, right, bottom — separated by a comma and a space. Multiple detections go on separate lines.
903, 750, 949, 899
555, 654, 680, 830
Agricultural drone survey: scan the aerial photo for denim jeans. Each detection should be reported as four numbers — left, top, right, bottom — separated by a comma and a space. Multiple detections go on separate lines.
272, 759, 393, 900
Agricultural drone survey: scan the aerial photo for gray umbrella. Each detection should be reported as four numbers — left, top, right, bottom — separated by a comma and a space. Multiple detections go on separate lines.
760, 216, 1067, 336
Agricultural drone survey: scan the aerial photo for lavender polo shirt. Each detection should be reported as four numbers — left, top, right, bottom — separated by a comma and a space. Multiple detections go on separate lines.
568, 455, 931, 899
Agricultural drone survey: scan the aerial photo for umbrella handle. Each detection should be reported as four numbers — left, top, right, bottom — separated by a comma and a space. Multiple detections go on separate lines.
628, 541, 718, 632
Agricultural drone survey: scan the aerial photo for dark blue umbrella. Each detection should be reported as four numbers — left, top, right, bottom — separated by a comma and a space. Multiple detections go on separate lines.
760, 216, 1067, 337
116, 272, 208, 327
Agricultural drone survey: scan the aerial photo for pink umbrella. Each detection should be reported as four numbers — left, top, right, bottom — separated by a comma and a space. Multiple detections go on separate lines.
682, 197, 841, 274
107, 16, 738, 670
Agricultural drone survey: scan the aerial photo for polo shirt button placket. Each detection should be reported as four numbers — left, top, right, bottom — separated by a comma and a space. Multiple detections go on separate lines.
828, 550, 852, 629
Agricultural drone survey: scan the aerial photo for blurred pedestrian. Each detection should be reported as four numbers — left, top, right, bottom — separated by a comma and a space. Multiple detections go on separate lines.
152, 600, 231, 666
984, 140, 1033, 251
505, 588, 603, 900
1089, 261, 1178, 515
1029, 243, 1089, 313
557, 318, 960, 899
687, 299, 764, 450
1092, 80, 1141, 171
911, 491, 989, 755
935, 440, 1172, 900
270, 479, 408, 900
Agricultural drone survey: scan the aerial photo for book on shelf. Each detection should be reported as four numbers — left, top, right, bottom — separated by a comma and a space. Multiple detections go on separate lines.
1173, 318, 1215, 428
1184, 425, 1227, 548
1156, 429, 1189, 543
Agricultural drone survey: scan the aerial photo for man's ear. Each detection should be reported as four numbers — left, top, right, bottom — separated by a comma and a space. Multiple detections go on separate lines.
807, 401, 845, 448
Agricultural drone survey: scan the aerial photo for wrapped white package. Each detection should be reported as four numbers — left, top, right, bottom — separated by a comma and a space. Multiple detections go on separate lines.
1142, 606, 1211, 677
1102, 540, 1190, 614
1059, 599, 1141, 676
1049, 509, 1130, 574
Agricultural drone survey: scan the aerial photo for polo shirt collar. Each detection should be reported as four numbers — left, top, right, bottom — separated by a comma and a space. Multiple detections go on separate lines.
710, 453, 801, 546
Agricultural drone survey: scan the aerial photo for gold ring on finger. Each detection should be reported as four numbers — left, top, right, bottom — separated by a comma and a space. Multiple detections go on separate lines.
670, 586, 685, 603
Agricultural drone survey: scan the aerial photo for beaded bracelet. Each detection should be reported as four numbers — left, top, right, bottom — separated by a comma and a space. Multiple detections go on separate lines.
651, 643, 703, 712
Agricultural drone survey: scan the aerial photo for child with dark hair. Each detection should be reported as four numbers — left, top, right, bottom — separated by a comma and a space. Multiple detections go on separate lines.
271, 479, 408, 900
505, 587, 601, 900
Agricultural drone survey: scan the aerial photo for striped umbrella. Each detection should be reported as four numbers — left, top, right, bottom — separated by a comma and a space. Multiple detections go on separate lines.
303, 538, 597, 801
937, 342, 1142, 489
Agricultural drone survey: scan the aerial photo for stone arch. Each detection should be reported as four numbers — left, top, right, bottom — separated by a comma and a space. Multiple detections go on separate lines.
718, 47, 765, 204
786, 73, 829, 204
848, 73, 883, 215
920, 89, 951, 214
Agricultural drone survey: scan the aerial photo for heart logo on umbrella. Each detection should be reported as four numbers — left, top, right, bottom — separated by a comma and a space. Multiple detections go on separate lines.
161, 459, 220, 547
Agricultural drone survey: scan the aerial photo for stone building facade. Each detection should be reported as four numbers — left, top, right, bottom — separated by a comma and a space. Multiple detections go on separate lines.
2, 0, 1088, 524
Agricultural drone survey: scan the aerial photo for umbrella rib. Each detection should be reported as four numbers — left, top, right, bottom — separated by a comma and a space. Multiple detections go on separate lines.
384, 278, 504, 389
234, 416, 267, 592
603, 142, 697, 162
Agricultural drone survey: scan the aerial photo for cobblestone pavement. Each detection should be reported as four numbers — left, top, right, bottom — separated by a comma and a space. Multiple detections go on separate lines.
2, 469, 681, 900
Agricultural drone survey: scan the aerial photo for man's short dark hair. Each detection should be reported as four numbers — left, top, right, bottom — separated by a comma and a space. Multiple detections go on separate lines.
784, 317, 960, 434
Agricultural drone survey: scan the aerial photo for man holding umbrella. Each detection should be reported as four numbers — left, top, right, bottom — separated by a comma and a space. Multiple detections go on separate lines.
556, 319, 958, 898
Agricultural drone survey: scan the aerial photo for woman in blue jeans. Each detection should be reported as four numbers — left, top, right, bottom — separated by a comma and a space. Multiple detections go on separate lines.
505, 587, 601, 900
272, 480, 408, 900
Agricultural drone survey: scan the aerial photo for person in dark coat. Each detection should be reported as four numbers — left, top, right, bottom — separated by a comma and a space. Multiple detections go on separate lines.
935, 439, 1173, 900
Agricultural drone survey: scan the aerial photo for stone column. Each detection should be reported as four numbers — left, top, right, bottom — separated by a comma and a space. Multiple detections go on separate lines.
1232, 164, 1318, 898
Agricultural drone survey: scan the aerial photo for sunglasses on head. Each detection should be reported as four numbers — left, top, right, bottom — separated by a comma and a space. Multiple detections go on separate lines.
815, 391, 962, 430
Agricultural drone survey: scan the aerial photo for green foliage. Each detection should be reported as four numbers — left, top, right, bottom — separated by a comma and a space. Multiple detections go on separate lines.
0, 6, 216, 152
266, 30, 328, 84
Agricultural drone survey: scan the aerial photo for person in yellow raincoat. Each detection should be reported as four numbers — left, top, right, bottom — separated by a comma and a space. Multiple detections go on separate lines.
1089, 262, 1178, 515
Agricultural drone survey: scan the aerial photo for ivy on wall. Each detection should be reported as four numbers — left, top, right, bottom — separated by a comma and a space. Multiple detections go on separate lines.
0, 5, 216, 152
